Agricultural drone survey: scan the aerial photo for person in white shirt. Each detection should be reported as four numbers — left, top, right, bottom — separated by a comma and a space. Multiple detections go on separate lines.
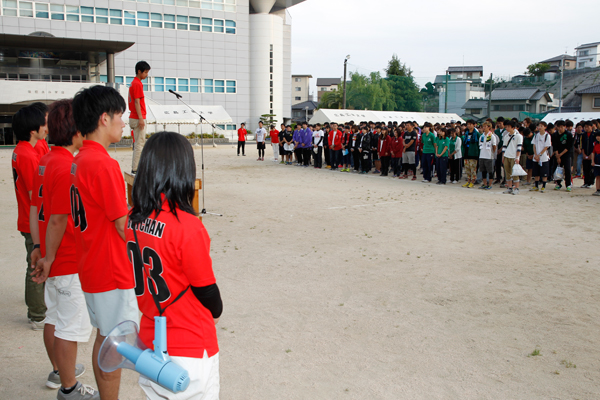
312, 123, 324, 169
255, 121, 267, 161
478, 121, 497, 190
501, 120, 523, 195
530, 121, 552, 193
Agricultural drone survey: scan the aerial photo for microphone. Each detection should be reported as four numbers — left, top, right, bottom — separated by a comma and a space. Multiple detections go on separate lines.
168, 89, 182, 99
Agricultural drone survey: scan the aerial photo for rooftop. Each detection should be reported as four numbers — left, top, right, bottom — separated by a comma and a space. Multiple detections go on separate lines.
316, 78, 341, 87
576, 42, 600, 49
490, 88, 551, 101
540, 54, 577, 63
292, 74, 313, 78
447, 66, 483, 73
291, 100, 318, 111
462, 99, 489, 109
576, 84, 600, 94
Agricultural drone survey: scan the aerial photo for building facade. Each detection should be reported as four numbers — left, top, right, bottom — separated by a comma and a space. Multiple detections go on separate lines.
576, 42, 600, 69
488, 88, 553, 120
316, 77, 340, 103
0, 0, 305, 143
291, 73, 311, 105
577, 84, 600, 112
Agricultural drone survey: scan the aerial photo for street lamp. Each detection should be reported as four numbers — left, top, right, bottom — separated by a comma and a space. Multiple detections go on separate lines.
305, 106, 309, 122
343, 54, 350, 109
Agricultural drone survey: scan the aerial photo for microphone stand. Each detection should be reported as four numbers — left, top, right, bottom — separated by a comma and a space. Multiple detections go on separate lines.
168, 90, 223, 217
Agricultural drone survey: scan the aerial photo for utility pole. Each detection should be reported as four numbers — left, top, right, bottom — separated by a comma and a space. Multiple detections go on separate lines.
559, 53, 564, 113
444, 72, 448, 113
343, 55, 350, 109
488, 73, 493, 119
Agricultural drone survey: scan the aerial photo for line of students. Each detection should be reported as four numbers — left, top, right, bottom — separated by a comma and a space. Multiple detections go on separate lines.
11, 87, 222, 400
259, 118, 600, 196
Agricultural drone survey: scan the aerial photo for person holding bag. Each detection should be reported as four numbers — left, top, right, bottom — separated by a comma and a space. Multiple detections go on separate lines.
126, 132, 223, 400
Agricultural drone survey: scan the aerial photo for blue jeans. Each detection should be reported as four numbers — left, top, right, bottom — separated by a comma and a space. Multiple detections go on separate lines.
437, 157, 448, 183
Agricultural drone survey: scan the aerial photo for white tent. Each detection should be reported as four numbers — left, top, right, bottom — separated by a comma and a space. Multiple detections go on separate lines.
542, 112, 600, 124
309, 109, 465, 125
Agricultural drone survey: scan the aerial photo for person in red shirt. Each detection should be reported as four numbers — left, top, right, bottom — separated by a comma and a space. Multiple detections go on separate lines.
237, 122, 247, 156
378, 127, 392, 176
129, 61, 151, 174
328, 122, 343, 171
126, 131, 222, 399
30, 99, 96, 398
71, 86, 137, 400
390, 128, 404, 177
30, 102, 50, 158
11, 103, 48, 330
269, 124, 279, 162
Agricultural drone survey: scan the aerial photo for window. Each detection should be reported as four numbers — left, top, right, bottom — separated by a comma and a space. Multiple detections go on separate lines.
594, 97, 600, 108
95, 7, 108, 23
154, 77, 164, 92
295, 96, 301, 101
19, 1, 33, 17
540, 105, 546, 112
165, 78, 176, 91
177, 0, 188, 6
226, 124, 236, 130
201, 17, 212, 32
109, 9, 122, 24
226, 80, 236, 93
190, 16, 200, 30
137, 11, 149, 26
50, 3, 64, 20
295, 87, 301, 91
126, 76, 134, 85
35, 2, 48, 18
177, 14, 187, 29
213, 19, 224, 33
164, 14, 175, 29
203, 79, 213, 93
215, 80, 224, 93
190, 78, 199, 92
81, 6, 93, 22
178, 78, 189, 91
294, 78, 301, 82
580, 50, 589, 56
3, 0, 18, 16
124, 10, 135, 25
151, 13, 162, 28
579, 62, 586, 68
225, 19, 235, 34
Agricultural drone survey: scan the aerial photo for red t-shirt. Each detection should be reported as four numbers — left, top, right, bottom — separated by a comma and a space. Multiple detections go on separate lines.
125, 204, 218, 358
35, 139, 50, 158
270, 129, 279, 144
12, 141, 40, 233
71, 140, 133, 293
237, 128, 247, 142
128, 77, 146, 120
32, 147, 77, 277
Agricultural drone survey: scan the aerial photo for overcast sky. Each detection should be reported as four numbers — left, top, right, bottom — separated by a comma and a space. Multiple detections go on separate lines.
289, 0, 598, 97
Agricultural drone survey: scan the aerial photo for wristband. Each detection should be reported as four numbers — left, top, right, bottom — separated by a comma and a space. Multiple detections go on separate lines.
33, 244, 40, 250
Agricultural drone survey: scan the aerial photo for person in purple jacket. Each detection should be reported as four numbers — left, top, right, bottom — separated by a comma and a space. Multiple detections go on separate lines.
292, 125, 303, 165
301, 122, 313, 167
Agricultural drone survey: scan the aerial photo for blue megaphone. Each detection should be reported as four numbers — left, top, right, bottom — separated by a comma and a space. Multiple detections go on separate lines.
98, 317, 190, 393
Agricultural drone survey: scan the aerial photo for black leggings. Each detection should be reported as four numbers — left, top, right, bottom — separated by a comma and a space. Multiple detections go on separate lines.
237, 141, 245, 155
380, 156, 390, 176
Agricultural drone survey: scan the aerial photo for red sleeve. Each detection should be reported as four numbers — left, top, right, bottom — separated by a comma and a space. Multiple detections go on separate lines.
181, 224, 216, 287
93, 161, 128, 222
48, 168, 71, 215
130, 81, 143, 100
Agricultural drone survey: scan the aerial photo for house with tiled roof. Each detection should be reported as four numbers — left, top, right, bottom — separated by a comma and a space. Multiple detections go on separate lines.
489, 88, 553, 119
576, 84, 600, 112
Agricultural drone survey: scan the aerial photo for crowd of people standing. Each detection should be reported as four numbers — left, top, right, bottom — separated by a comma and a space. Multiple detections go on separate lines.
238, 117, 600, 196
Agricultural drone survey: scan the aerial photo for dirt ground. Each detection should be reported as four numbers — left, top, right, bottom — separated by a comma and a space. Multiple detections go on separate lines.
1, 144, 600, 400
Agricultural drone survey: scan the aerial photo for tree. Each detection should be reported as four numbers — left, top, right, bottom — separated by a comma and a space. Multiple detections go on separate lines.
319, 88, 343, 109
386, 75, 422, 112
526, 63, 550, 77
384, 54, 413, 78
420, 82, 436, 96
260, 113, 277, 127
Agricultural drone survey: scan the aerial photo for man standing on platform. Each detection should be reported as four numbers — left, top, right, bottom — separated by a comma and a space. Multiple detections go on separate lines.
129, 61, 150, 174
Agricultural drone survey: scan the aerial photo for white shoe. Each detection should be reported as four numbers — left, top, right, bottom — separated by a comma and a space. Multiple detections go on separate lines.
451, 180, 457, 184
29, 318, 45, 331
512, 188, 519, 195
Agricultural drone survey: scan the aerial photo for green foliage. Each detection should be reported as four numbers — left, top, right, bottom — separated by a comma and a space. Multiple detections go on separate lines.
385, 54, 413, 78
260, 113, 277, 128
345, 72, 396, 111
420, 82, 436, 96
386, 75, 422, 112
526, 63, 550, 77
319, 88, 343, 109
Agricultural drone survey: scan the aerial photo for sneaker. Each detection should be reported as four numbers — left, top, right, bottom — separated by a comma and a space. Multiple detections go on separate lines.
237, 154, 240, 156
593, 190, 600, 196
503, 188, 513, 194
499, 183, 507, 188
566, 186, 572, 192
540, 187, 546, 193
279, 161, 284, 164
529, 187, 539, 191
411, 176, 417, 181
47, 364, 86, 389
326, 165, 331, 169
523, 182, 532, 186
452, 180, 457, 184
468, 183, 474, 188
399, 175, 407, 179
422, 180, 430, 183
57, 382, 99, 400
29, 318, 45, 331
554, 185, 562, 190
461, 182, 470, 188
484, 186, 492, 190
242, 154, 246, 156
478, 185, 486, 189
512, 188, 519, 195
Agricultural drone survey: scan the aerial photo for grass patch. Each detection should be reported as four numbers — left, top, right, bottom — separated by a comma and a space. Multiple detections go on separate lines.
561, 360, 576, 368
528, 348, 541, 357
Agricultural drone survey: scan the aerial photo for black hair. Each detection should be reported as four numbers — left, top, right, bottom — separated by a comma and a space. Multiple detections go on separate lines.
496, 117, 505, 123
129, 131, 196, 224
72, 85, 126, 136
466, 119, 476, 125
30, 102, 49, 115
565, 119, 573, 128
547, 123, 554, 130
504, 120, 515, 128
555, 120, 566, 127
12, 104, 47, 142
135, 61, 151, 75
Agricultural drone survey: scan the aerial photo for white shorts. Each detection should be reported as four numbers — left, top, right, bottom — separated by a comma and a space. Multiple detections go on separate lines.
83, 289, 139, 337
45, 274, 93, 342
139, 351, 220, 400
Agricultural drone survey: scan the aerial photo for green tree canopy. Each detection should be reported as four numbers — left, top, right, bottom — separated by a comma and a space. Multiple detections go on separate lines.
384, 54, 413, 78
526, 63, 550, 77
